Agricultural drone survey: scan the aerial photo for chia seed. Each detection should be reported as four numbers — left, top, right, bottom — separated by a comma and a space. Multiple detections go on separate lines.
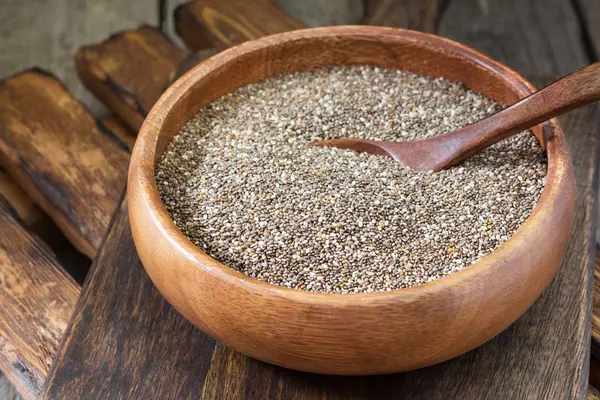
156, 66, 547, 294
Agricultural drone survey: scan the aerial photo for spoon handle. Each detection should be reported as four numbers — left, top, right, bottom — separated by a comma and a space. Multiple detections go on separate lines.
444, 61, 600, 164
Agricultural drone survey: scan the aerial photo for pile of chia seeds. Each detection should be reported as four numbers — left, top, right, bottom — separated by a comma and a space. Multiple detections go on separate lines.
156, 66, 547, 294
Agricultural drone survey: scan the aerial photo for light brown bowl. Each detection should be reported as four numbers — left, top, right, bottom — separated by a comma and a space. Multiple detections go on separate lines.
128, 26, 575, 375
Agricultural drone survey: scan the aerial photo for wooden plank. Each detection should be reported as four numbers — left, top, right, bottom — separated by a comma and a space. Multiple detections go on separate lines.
0, 169, 44, 227
44, 0, 598, 398
0, 169, 84, 271
273, 0, 364, 26
593, 248, 600, 358
439, 0, 587, 79
573, 0, 600, 245
0, 69, 129, 257
174, 0, 304, 51
170, 48, 219, 82
0, 0, 159, 116
575, 0, 600, 60
76, 26, 187, 131
0, 196, 80, 400
100, 116, 137, 153
363, 0, 439, 32
44, 199, 216, 399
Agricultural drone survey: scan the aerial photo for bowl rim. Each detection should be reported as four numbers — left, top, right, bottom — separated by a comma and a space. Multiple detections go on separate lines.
129, 25, 570, 304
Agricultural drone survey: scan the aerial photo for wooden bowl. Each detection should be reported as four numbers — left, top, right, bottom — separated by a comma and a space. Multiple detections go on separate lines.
128, 26, 575, 375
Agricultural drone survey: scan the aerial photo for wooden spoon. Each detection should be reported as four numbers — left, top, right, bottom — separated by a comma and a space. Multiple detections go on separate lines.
313, 62, 600, 171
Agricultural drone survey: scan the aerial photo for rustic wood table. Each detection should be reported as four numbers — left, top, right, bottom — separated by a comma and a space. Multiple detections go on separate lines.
1, 0, 599, 399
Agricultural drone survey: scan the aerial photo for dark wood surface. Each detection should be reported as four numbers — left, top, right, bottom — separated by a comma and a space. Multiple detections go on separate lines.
100, 115, 136, 153
593, 248, 600, 358
76, 26, 187, 131
41, 0, 599, 398
0, 69, 129, 258
0, 197, 80, 400
273, 0, 363, 27
0, 169, 43, 228
174, 0, 304, 51
44, 199, 216, 399
591, 355, 600, 392
363, 0, 438, 32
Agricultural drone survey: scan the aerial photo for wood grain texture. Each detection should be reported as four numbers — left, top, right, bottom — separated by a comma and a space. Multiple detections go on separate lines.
363, 0, 438, 32
0, 69, 129, 257
44, 198, 216, 399
0, 0, 159, 116
575, 0, 600, 59
273, 0, 364, 26
0, 197, 80, 400
76, 26, 187, 131
439, 0, 588, 78
593, 247, 600, 358
0, 169, 44, 227
100, 115, 137, 153
174, 0, 304, 51
170, 48, 219, 83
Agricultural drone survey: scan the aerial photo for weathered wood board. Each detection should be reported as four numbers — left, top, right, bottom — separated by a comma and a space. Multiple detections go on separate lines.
0, 70, 130, 257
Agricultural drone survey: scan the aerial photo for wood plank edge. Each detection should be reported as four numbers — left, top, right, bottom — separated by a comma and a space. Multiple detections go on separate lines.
0, 68, 121, 257
75, 24, 186, 131
174, 2, 221, 51
43, 191, 128, 394
0, 200, 81, 399
75, 49, 146, 131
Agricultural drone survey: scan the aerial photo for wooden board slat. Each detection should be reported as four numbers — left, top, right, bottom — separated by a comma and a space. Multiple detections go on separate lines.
0, 69, 129, 258
273, 0, 363, 27
174, 0, 304, 51
593, 248, 600, 358
0, 169, 44, 228
576, 0, 600, 60
44, 0, 599, 398
170, 48, 219, 82
363, 0, 439, 32
76, 26, 187, 131
44, 198, 216, 399
0, 196, 80, 400
100, 115, 137, 153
